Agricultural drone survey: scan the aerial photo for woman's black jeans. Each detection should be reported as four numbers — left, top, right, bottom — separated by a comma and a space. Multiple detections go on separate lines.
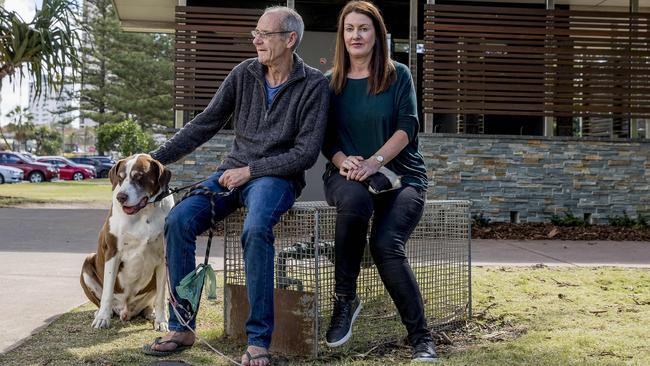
324, 171, 431, 345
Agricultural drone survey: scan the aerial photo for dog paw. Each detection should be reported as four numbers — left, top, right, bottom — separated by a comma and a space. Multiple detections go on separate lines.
142, 308, 156, 321
119, 308, 132, 322
92, 311, 112, 329
154, 319, 169, 332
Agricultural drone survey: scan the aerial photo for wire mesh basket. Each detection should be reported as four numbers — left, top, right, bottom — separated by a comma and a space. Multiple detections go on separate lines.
223, 200, 471, 357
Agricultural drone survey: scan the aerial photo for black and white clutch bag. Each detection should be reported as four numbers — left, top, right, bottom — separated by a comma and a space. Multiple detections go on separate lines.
366, 166, 402, 194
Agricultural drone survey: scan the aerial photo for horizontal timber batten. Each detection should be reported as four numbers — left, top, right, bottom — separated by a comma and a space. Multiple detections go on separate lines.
174, 6, 261, 115
423, 4, 650, 119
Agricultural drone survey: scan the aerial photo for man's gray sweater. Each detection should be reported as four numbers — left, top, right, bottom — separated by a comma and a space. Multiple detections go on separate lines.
151, 54, 329, 192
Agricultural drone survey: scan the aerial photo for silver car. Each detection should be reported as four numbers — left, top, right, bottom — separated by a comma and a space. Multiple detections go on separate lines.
0, 164, 24, 184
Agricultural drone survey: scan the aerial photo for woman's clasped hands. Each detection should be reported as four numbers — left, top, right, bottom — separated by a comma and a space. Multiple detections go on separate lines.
339, 155, 380, 181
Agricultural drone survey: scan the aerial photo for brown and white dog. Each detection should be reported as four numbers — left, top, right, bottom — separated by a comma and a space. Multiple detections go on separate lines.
80, 154, 174, 330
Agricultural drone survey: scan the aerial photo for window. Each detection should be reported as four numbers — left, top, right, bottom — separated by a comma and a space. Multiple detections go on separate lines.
5, 154, 21, 163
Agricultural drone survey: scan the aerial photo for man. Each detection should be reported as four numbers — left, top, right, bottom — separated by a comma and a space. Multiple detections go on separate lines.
142, 7, 328, 366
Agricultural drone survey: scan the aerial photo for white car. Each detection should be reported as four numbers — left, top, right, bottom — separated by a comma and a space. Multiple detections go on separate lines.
0, 164, 24, 184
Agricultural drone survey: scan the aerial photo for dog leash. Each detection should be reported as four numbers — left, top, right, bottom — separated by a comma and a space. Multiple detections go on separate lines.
147, 177, 211, 205
162, 185, 243, 366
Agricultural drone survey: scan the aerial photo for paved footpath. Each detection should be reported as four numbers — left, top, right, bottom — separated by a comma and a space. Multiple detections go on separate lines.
473, 239, 650, 268
0, 208, 222, 353
0, 208, 648, 353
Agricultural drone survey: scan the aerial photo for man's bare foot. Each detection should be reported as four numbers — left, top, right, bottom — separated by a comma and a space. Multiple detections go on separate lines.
150, 330, 195, 352
241, 345, 271, 366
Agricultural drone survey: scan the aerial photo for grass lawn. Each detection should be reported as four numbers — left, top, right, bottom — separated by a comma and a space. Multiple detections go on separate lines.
1, 266, 648, 365
0, 179, 111, 206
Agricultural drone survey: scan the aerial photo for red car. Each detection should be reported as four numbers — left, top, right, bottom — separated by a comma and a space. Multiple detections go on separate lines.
0, 151, 59, 183
36, 156, 96, 180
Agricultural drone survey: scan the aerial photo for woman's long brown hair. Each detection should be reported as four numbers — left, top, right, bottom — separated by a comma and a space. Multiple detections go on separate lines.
330, 1, 396, 95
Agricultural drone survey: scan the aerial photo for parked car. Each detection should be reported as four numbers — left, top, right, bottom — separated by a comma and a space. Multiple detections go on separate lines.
69, 156, 113, 178
36, 156, 96, 180
89, 156, 116, 165
19, 152, 38, 161
0, 151, 59, 183
0, 164, 24, 184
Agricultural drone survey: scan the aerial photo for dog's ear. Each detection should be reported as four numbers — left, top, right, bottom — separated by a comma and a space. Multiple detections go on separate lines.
153, 159, 171, 191
108, 159, 124, 189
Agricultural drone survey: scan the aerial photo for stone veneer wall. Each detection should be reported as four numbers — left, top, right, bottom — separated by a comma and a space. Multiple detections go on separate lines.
165, 131, 650, 224
422, 134, 650, 223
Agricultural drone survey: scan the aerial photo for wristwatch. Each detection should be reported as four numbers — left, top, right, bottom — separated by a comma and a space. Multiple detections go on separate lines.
374, 155, 385, 166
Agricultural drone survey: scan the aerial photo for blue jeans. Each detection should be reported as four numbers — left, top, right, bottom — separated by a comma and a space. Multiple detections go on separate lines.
165, 171, 296, 349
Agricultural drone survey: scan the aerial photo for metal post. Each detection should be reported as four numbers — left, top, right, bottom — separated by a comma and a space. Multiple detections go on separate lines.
174, 0, 187, 129
409, 0, 418, 79
424, 0, 435, 132
630, 0, 639, 138
544, 0, 555, 137
409, 0, 423, 131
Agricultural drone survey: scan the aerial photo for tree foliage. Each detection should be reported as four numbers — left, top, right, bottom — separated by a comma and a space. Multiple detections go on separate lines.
33, 126, 63, 155
96, 119, 155, 157
80, 0, 173, 129
0, 0, 82, 97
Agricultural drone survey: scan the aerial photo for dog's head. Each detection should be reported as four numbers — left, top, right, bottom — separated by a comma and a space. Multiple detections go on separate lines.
109, 154, 171, 215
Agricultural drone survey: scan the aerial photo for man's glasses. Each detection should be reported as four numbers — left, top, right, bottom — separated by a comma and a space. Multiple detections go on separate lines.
251, 30, 292, 40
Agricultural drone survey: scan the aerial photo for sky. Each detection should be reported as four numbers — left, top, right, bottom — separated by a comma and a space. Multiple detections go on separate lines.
0, 0, 41, 126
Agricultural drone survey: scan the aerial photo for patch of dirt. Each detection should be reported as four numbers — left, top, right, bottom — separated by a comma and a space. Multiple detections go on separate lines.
473, 222, 650, 241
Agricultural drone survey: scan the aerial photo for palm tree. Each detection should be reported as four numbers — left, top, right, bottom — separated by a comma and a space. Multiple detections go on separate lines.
0, 0, 82, 97
5, 106, 35, 151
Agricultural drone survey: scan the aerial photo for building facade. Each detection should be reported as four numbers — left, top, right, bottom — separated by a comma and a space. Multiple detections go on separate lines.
112, 0, 650, 222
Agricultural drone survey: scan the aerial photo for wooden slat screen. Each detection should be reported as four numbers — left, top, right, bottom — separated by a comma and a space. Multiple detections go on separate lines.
423, 4, 650, 119
174, 6, 261, 113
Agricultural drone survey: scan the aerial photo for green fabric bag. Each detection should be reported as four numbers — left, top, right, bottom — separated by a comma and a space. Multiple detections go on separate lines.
175, 263, 217, 313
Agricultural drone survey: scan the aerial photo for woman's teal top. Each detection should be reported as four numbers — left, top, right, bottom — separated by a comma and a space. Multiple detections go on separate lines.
323, 62, 428, 190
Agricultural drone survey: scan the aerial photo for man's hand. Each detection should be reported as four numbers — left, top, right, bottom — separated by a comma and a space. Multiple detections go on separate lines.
218, 166, 251, 190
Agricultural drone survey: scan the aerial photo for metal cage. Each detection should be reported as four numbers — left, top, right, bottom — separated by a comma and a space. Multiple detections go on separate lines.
223, 200, 471, 357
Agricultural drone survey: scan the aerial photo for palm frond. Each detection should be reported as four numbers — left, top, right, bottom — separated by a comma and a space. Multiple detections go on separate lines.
0, 0, 82, 97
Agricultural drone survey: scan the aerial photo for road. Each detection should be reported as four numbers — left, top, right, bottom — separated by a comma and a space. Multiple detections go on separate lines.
0, 208, 222, 353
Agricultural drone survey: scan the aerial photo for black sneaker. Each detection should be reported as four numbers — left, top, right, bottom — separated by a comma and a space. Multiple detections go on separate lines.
325, 294, 362, 347
411, 340, 438, 363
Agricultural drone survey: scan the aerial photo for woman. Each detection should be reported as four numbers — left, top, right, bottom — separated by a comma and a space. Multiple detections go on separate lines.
321, 1, 437, 362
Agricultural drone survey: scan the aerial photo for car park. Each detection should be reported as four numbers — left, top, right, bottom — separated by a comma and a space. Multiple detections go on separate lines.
0, 151, 59, 183
36, 156, 96, 180
0, 164, 24, 184
69, 156, 114, 178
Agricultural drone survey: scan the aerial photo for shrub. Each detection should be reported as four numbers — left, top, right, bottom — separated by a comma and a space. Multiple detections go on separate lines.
472, 212, 491, 228
608, 212, 649, 228
550, 211, 586, 226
